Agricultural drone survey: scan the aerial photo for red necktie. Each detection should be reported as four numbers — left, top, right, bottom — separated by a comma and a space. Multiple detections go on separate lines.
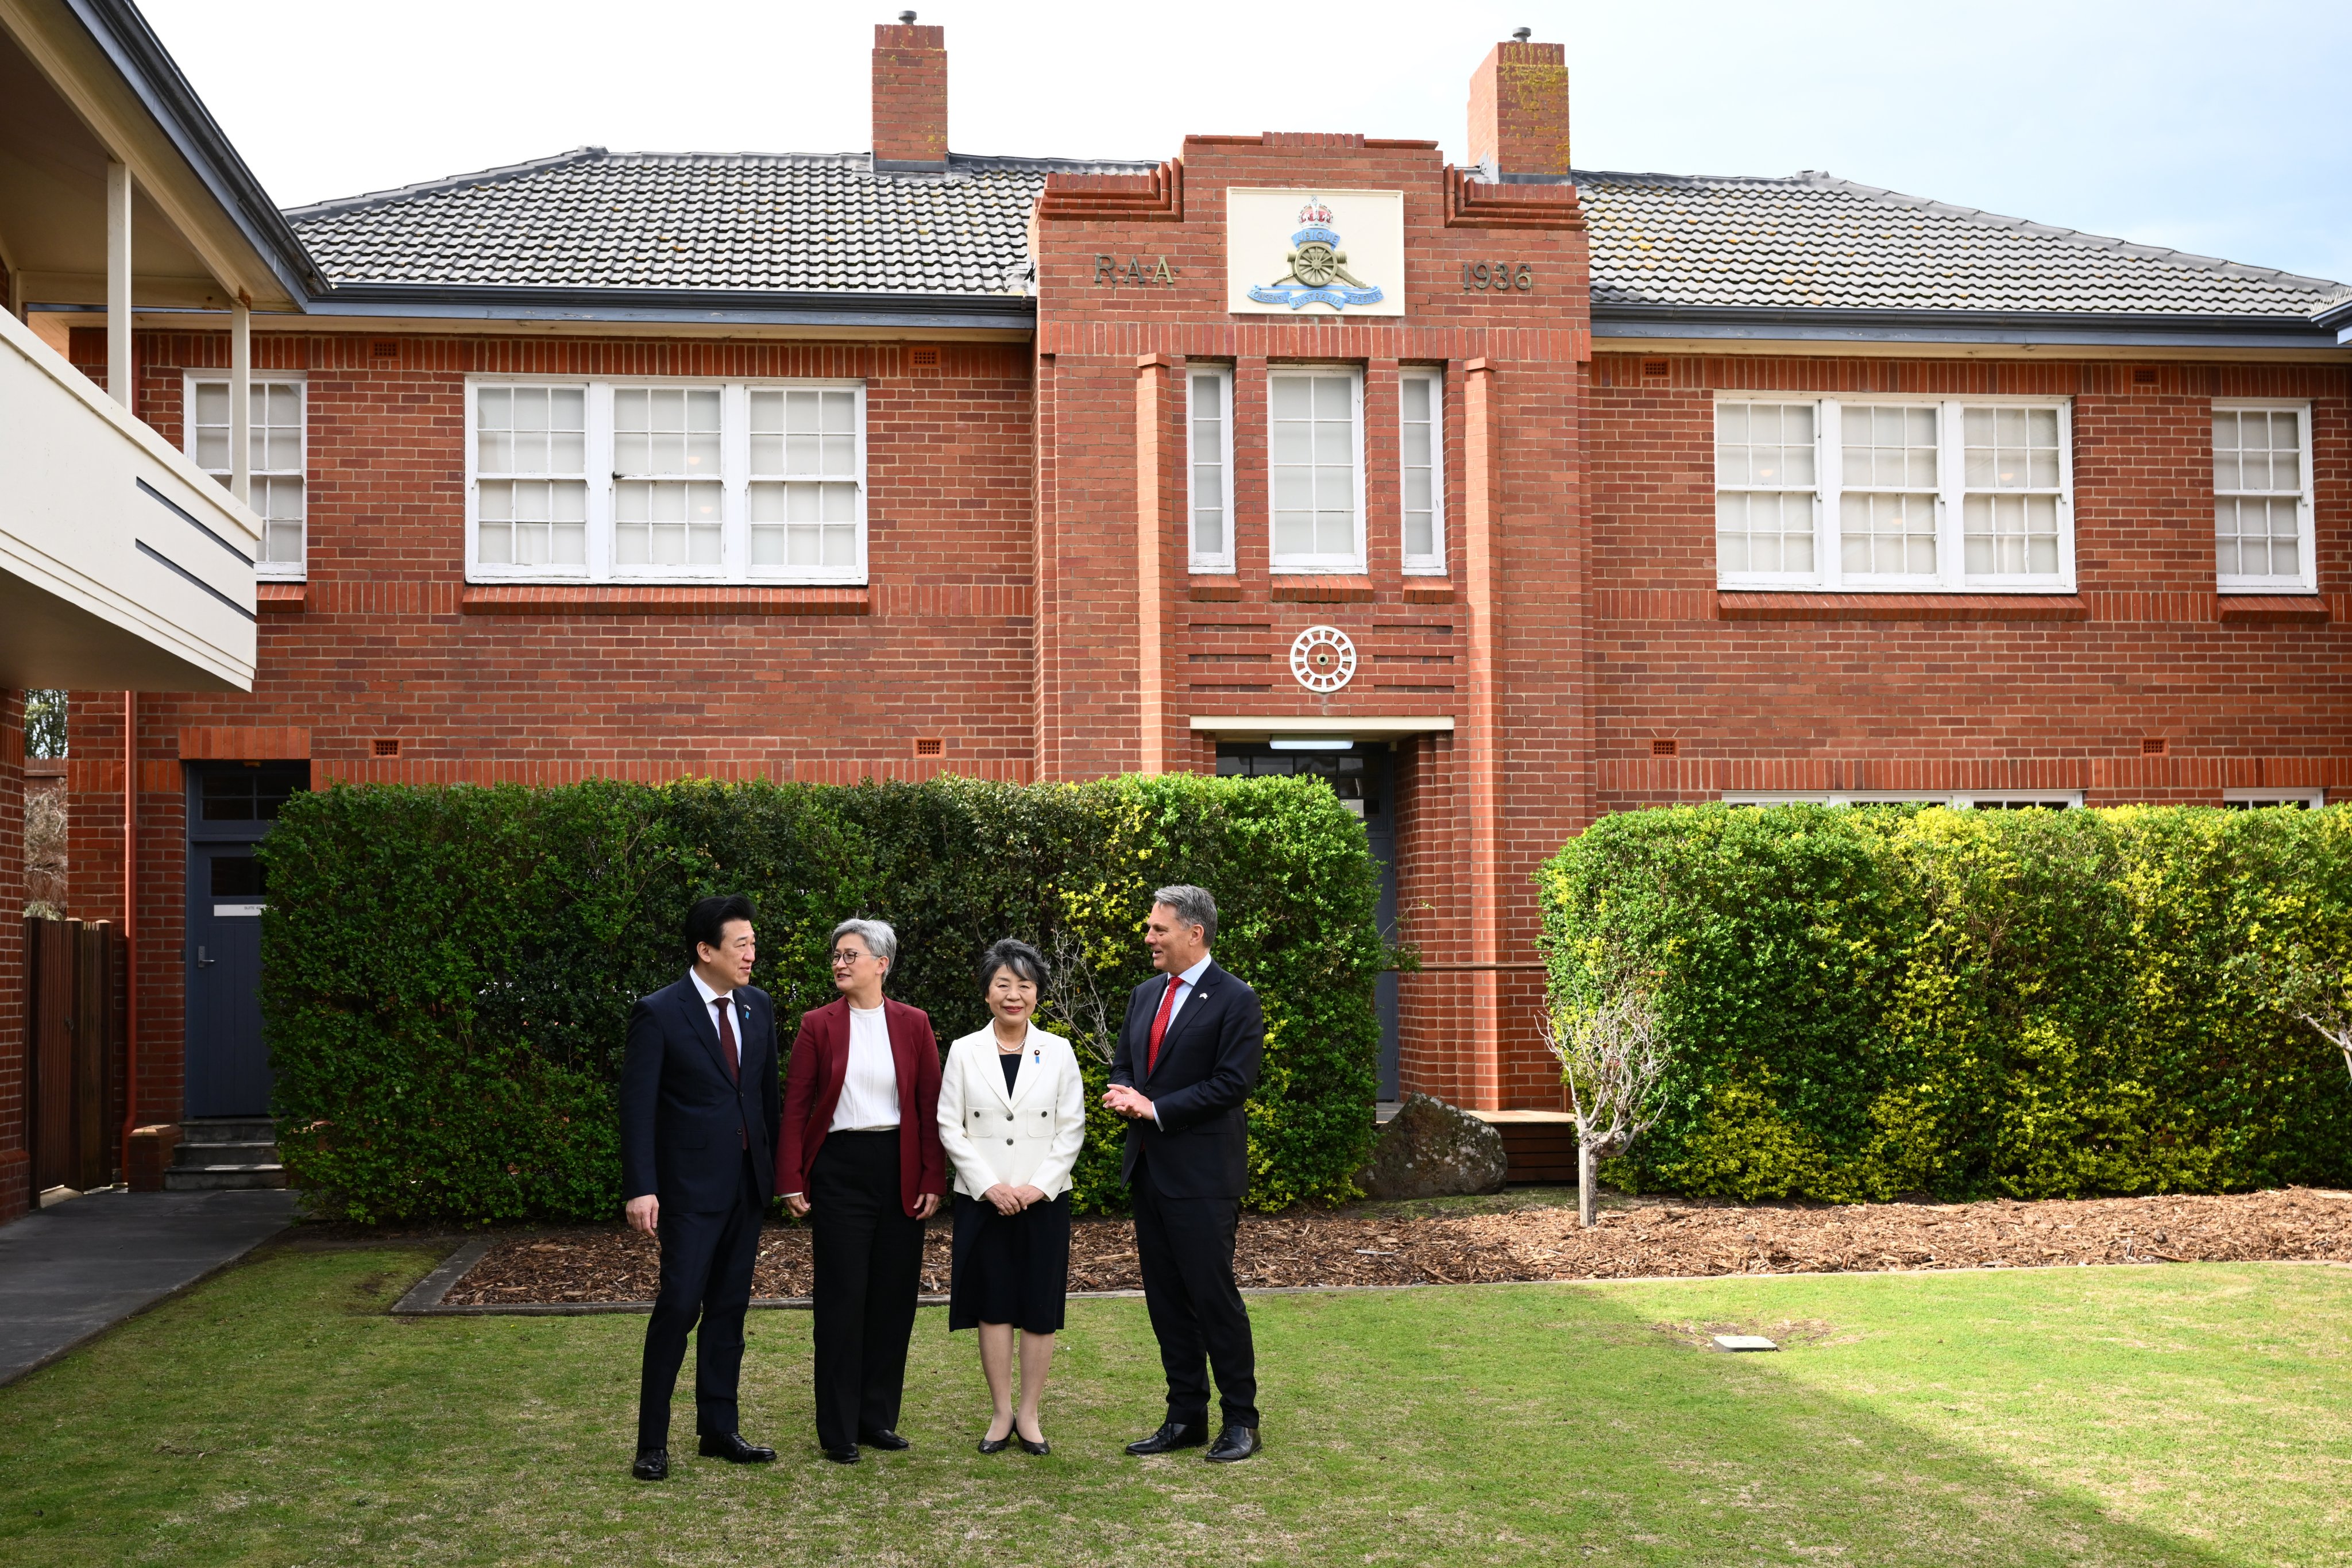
716, 998, 744, 1148
1147, 976, 1183, 1076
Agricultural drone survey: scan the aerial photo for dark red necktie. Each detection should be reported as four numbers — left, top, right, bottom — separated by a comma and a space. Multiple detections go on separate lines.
1147, 976, 1183, 1075
716, 997, 739, 1083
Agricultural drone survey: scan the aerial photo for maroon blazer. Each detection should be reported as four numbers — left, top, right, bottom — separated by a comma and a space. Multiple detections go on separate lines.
776, 997, 946, 1217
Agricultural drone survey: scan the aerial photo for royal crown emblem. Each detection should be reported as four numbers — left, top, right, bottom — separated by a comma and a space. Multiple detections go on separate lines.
1248, 195, 1385, 311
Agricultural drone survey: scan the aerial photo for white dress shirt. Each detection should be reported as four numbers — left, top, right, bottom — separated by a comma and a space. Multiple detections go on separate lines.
689, 968, 737, 1073
831, 1002, 901, 1131
1142, 952, 1213, 1126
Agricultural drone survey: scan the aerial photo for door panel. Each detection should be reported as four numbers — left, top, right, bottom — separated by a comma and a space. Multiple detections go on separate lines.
186, 843, 271, 1116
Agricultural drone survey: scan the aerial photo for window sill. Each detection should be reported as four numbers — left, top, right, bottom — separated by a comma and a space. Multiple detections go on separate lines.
257, 583, 307, 612
1270, 575, 1376, 603
2216, 594, 2330, 625
459, 585, 872, 616
1716, 592, 2087, 623
1401, 581, 1456, 603
1188, 580, 1243, 602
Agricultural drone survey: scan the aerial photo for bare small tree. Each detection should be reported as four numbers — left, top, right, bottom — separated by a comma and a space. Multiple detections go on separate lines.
24, 782, 67, 919
2239, 944, 2352, 1088
1040, 927, 1118, 1065
1539, 987, 1671, 1228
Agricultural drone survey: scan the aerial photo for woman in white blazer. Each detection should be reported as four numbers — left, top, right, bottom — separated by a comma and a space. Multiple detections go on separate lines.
937, 938, 1087, 1455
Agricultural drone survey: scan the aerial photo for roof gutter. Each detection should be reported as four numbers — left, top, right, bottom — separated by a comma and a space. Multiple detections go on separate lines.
299, 281, 1039, 330
2315, 296, 2352, 346
64, 0, 327, 300
1593, 302, 2346, 352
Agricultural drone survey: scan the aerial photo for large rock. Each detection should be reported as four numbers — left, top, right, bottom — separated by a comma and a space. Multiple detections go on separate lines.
1357, 1094, 1509, 1200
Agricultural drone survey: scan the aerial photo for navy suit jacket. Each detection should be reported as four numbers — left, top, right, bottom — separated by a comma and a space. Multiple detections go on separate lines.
619, 974, 781, 1212
1108, 960, 1264, 1199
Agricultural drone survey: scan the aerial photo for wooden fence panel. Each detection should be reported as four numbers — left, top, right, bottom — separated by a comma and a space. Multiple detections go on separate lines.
25, 916, 122, 1195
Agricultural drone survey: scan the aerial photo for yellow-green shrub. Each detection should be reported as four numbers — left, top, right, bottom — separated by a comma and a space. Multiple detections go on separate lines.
1539, 804, 2352, 1201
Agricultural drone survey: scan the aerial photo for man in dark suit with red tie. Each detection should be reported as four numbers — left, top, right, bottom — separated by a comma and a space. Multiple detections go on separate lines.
619, 894, 782, 1481
1103, 883, 1265, 1463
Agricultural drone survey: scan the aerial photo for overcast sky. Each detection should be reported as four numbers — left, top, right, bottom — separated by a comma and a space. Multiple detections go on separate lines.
139, 0, 2352, 287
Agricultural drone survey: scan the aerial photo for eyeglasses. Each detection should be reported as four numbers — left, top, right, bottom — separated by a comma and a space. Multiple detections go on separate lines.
829, 949, 871, 966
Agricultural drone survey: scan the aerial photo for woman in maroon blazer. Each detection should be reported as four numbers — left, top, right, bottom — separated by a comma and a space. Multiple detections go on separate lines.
777, 917, 946, 1463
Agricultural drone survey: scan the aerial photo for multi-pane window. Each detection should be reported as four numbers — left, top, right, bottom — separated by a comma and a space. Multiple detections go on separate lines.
612, 387, 721, 568
184, 375, 306, 575
1716, 396, 2074, 592
1400, 370, 1446, 574
2214, 404, 2314, 592
1840, 405, 1939, 577
1963, 408, 2064, 576
1268, 369, 1364, 571
749, 388, 862, 571
466, 380, 865, 583
1715, 402, 1816, 576
1723, 791, 2083, 809
1187, 368, 1234, 572
475, 385, 589, 567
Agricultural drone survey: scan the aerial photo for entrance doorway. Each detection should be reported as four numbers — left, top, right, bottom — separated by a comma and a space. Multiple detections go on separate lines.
1215, 742, 1400, 1096
183, 762, 308, 1117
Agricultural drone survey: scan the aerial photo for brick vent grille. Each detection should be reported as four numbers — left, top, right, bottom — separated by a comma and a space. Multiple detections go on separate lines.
372, 737, 401, 757
1651, 739, 1678, 756
913, 736, 943, 756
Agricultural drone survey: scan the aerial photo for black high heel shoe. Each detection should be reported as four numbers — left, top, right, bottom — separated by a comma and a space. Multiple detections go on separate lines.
978, 1421, 1014, 1454
1016, 1426, 1049, 1456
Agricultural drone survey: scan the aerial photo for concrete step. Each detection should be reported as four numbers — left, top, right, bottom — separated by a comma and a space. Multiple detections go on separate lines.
176, 1117, 278, 1145
171, 1140, 279, 1167
163, 1164, 288, 1192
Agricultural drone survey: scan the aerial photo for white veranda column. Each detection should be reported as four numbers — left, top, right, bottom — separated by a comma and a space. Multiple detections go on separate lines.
106, 159, 132, 407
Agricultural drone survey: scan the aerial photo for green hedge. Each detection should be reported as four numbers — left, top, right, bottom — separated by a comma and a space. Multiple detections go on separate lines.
259, 775, 1385, 1223
1537, 804, 2352, 1202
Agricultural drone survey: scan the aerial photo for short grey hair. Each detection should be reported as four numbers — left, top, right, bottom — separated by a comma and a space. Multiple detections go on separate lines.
1151, 885, 1218, 946
831, 917, 898, 970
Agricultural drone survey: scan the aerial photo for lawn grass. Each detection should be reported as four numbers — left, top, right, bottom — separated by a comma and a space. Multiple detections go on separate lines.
1, 1243, 2345, 1566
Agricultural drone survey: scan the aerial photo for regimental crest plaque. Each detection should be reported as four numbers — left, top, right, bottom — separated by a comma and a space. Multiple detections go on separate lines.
1227, 189, 1405, 316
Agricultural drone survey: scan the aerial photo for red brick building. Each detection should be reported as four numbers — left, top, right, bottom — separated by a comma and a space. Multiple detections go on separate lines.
31, 16, 2352, 1170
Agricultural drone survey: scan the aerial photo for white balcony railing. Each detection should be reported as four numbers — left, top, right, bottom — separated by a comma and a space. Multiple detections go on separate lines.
0, 307, 257, 692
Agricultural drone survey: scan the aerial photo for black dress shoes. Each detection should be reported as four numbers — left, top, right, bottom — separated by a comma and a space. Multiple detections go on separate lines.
977, 1431, 1012, 1454
821, 1443, 860, 1464
1018, 1432, 1051, 1456
1205, 1424, 1261, 1463
631, 1449, 669, 1481
1125, 1421, 1208, 1455
859, 1428, 912, 1451
697, 1431, 777, 1463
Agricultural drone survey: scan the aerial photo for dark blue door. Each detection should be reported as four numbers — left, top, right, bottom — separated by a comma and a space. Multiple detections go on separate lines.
184, 764, 307, 1117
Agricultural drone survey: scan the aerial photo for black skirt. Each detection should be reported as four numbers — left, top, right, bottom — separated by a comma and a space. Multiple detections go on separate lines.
948, 1189, 1071, 1334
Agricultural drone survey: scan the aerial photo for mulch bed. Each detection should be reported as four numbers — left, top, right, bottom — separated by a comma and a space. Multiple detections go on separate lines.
439, 1187, 2352, 1306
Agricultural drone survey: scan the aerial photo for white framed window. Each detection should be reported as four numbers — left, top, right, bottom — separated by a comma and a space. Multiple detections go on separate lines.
1186, 367, 1234, 573
1716, 395, 2075, 593
2214, 403, 2314, 593
2223, 789, 2326, 809
465, 379, 866, 585
1721, 791, 2082, 809
1400, 369, 1446, 574
184, 372, 306, 577
1268, 367, 1365, 573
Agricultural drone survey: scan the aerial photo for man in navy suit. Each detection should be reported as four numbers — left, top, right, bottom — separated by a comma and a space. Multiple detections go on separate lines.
619, 894, 782, 1480
1104, 883, 1265, 1463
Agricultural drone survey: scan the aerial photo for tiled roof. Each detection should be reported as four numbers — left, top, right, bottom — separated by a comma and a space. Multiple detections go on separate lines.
1572, 169, 2350, 318
286, 148, 1156, 296
285, 148, 2350, 320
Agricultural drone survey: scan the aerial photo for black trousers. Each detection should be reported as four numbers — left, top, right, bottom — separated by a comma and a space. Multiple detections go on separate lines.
636, 1156, 763, 1452
1131, 1159, 1258, 1430
808, 1130, 925, 1449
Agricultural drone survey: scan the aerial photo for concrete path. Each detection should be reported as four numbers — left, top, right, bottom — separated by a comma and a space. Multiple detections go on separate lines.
0, 1188, 298, 1387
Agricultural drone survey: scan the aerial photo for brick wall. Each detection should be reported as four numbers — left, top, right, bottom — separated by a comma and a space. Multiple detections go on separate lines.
0, 691, 25, 1221
65, 327, 1040, 1123
871, 22, 948, 168
1587, 352, 2352, 810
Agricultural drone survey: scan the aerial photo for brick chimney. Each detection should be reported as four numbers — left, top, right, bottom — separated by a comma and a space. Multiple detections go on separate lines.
1467, 35, 1570, 177
872, 16, 948, 171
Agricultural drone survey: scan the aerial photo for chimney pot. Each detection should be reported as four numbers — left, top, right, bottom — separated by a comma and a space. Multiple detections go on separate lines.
872, 19, 949, 171
1467, 34, 1569, 177
1512, 25, 1531, 40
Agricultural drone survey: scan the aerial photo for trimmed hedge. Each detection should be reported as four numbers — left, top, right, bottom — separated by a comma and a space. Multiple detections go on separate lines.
259, 774, 1385, 1223
1538, 804, 2352, 1202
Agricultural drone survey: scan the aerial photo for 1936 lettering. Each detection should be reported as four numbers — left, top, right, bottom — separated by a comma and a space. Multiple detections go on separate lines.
1462, 261, 1535, 292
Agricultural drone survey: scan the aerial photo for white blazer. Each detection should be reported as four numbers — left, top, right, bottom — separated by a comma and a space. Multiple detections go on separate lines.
936, 1025, 1087, 1200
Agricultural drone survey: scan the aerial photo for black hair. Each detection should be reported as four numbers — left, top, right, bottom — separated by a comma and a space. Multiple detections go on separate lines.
685, 894, 758, 960
978, 937, 1048, 993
